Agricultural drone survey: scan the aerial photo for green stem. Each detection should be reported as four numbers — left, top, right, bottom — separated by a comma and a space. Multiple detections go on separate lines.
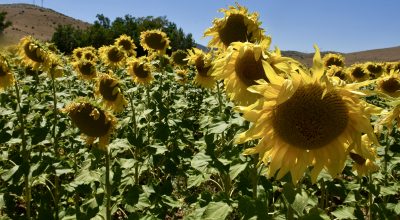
128, 92, 140, 185
146, 86, 151, 145
105, 148, 111, 220
320, 180, 326, 209
384, 130, 390, 184
368, 173, 373, 220
216, 81, 223, 114
14, 80, 31, 219
252, 155, 259, 199
50, 74, 60, 220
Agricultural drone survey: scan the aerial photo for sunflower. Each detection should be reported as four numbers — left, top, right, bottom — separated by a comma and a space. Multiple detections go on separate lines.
349, 135, 379, 177
127, 56, 154, 85
379, 100, 400, 133
171, 50, 188, 67
140, 29, 170, 55
63, 100, 117, 151
187, 48, 215, 89
322, 53, 345, 68
326, 66, 347, 81
73, 60, 97, 80
235, 46, 381, 184
347, 64, 369, 82
99, 45, 126, 68
72, 47, 85, 61
18, 36, 50, 71
212, 39, 271, 105
175, 69, 189, 84
375, 70, 400, 98
47, 53, 64, 78
363, 62, 384, 79
82, 47, 98, 62
204, 3, 266, 49
0, 53, 15, 90
95, 72, 127, 113
115, 34, 136, 57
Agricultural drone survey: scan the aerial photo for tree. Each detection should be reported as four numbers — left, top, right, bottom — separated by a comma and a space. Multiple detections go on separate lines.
51, 14, 195, 55
0, 11, 12, 35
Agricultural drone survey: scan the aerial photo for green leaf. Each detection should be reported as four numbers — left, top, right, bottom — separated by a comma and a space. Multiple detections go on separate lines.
229, 163, 247, 181
331, 207, 357, 219
202, 202, 232, 220
344, 191, 356, 204
395, 202, 400, 215
1, 165, 19, 181
301, 207, 330, 220
209, 121, 229, 134
191, 152, 212, 173
292, 190, 308, 216
187, 173, 209, 188
379, 185, 398, 196
150, 144, 168, 155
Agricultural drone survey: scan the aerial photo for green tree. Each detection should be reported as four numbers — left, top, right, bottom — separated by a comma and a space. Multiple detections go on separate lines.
0, 11, 12, 35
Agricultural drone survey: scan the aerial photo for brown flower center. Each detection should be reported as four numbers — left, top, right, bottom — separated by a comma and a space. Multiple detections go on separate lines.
218, 14, 250, 47
0, 64, 7, 76
272, 84, 349, 150
133, 63, 150, 78
195, 56, 211, 77
84, 52, 96, 61
24, 43, 45, 63
68, 103, 111, 137
235, 49, 269, 86
99, 78, 119, 101
144, 32, 167, 50
380, 77, 400, 94
107, 47, 124, 63
325, 57, 344, 67
367, 64, 383, 74
349, 152, 366, 165
118, 39, 133, 51
351, 67, 367, 79
78, 62, 96, 76
172, 51, 188, 66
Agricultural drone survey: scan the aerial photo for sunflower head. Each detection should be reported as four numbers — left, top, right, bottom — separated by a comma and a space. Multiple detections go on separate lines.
73, 60, 97, 80
212, 40, 272, 105
140, 30, 170, 54
0, 52, 15, 91
127, 56, 155, 85
326, 66, 347, 81
349, 135, 379, 177
376, 70, 400, 98
115, 34, 137, 57
175, 69, 189, 84
363, 62, 384, 79
99, 45, 126, 68
322, 53, 345, 68
204, 3, 266, 49
187, 48, 215, 89
72, 47, 85, 61
63, 100, 117, 151
347, 64, 369, 82
95, 72, 127, 113
235, 46, 380, 184
18, 36, 50, 71
171, 50, 188, 66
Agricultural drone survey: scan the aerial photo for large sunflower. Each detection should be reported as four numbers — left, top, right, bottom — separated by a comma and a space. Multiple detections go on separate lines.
322, 53, 345, 68
99, 45, 126, 68
204, 3, 266, 49
0, 52, 15, 91
63, 100, 117, 151
115, 34, 136, 57
73, 60, 97, 80
375, 70, 400, 98
95, 72, 127, 113
18, 36, 50, 71
140, 29, 170, 55
187, 48, 215, 89
127, 57, 155, 85
235, 46, 381, 184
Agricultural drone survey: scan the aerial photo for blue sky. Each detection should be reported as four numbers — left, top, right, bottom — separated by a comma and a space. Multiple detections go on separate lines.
2, 0, 399, 53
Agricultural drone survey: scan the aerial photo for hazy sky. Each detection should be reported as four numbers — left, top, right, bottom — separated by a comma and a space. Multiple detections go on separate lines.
1, 0, 399, 53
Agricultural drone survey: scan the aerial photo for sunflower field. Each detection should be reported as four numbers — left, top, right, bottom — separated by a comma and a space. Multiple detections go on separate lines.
1, 3, 400, 220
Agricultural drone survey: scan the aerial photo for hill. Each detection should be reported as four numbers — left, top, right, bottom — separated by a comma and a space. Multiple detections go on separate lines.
1, 3, 399, 65
0, 3, 90, 45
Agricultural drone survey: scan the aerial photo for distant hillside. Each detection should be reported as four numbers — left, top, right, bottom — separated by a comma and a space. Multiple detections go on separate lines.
0, 3, 90, 45
1, 3, 399, 65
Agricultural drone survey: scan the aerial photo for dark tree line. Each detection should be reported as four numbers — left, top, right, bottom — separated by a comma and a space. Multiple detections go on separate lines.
51, 14, 195, 55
